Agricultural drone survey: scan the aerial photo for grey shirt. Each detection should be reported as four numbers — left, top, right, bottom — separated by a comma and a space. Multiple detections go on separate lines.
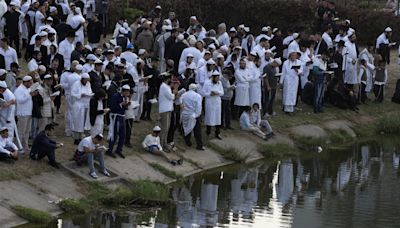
220, 76, 233, 100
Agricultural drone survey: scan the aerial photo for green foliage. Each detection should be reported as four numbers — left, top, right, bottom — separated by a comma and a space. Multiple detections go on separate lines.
328, 129, 355, 144
377, 113, 400, 134
257, 143, 298, 159
58, 199, 89, 214
207, 142, 248, 163
11, 205, 53, 224
149, 163, 184, 180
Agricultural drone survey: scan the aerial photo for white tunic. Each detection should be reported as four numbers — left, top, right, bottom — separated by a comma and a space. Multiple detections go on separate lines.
248, 64, 262, 107
343, 41, 358, 84
280, 59, 303, 106
0, 89, 15, 140
359, 49, 375, 92
59, 39, 75, 70
14, 84, 32, 116
299, 49, 312, 89
158, 82, 175, 113
67, 14, 85, 44
181, 90, 202, 136
90, 100, 104, 136
0, 47, 18, 70
202, 80, 224, 126
179, 47, 201, 65
70, 81, 92, 132
234, 68, 250, 106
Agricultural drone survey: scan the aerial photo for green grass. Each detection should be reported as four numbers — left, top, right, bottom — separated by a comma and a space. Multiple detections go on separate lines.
257, 143, 299, 159
58, 199, 89, 214
149, 162, 184, 180
206, 142, 249, 163
11, 205, 53, 224
376, 113, 400, 134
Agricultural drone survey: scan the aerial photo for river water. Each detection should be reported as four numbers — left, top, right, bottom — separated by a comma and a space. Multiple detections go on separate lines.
48, 140, 400, 228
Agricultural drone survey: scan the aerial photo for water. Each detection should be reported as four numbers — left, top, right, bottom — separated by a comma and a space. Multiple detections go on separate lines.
49, 141, 400, 228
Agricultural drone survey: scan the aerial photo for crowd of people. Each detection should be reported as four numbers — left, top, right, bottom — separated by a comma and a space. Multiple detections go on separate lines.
0, 0, 399, 179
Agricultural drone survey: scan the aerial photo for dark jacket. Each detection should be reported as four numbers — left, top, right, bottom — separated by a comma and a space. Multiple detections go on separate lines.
168, 41, 187, 72
46, 53, 64, 71
110, 93, 127, 115
55, 22, 73, 44
2, 10, 20, 36
26, 44, 48, 61
87, 20, 103, 43
30, 131, 57, 160
89, 71, 102, 93
89, 97, 105, 126
70, 49, 84, 64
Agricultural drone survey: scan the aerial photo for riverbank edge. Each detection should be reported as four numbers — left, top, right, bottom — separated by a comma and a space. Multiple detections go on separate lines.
5, 110, 399, 227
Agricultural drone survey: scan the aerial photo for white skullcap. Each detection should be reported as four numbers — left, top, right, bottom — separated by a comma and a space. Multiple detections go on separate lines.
250, 51, 258, 56
273, 58, 282, 66
81, 73, 90, 79
189, 83, 198, 91
208, 44, 216, 49
49, 6, 57, 13
345, 19, 351, 24
204, 50, 211, 54
23, 76, 32, 82
219, 45, 228, 52
138, 49, 146, 55
76, 64, 83, 71
46, 16, 53, 21
122, 84, 130, 90
217, 53, 224, 59
39, 31, 48, 36
86, 54, 97, 61
261, 26, 268, 32
188, 37, 197, 46
229, 27, 236, 32
187, 53, 194, 58
244, 27, 250, 33
385, 27, 392, 32
177, 34, 184, 41
0, 69, 6, 75
190, 16, 197, 20
218, 23, 226, 28
0, 81, 7, 88
94, 59, 103, 64
211, 71, 220, 76
38, 65, 46, 72
155, 5, 162, 9
272, 28, 279, 33
44, 74, 52, 79
9, 0, 19, 6
207, 59, 216, 65
292, 33, 299, 39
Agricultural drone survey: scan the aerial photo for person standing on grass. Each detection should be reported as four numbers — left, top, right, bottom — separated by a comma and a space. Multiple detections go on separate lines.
142, 126, 183, 166
181, 83, 204, 150
220, 69, 235, 130
263, 57, 282, 117
203, 71, 224, 139
0, 80, 16, 142
158, 73, 177, 152
373, 60, 387, 103
234, 58, 251, 118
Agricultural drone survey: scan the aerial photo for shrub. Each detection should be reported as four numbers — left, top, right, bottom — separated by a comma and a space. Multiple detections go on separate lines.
377, 113, 400, 134
11, 205, 53, 224
58, 199, 89, 214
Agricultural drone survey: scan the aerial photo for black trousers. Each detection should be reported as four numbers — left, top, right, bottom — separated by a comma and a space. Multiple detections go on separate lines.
184, 118, 203, 148
37, 148, 56, 164
206, 125, 220, 136
374, 84, 384, 102
221, 99, 232, 128
264, 88, 277, 115
0, 152, 10, 160
167, 105, 181, 143
7, 34, 20, 55
360, 83, 368, 103
125, 119, 133, 145
236, 106, 247, 119
141, 89, 156, 120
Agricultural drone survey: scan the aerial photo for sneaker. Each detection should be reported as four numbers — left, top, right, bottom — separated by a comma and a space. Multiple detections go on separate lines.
102, 169, 111, 177
89, 172, 98, 179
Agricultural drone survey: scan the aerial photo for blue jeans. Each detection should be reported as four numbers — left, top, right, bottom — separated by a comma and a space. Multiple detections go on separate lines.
108, 115, 126, 154
314, 77, 326, 113
87, 152, 105, 173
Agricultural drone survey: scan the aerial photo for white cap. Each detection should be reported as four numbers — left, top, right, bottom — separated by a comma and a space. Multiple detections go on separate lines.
190, 16, 197, 20
261, 26, 269, 32
250, 51, 258, 56
0, 69, 6, 75
76, 64, 83, 71
273, 57, 282, 66
345, 19, 351, 24
81, 73, 90, 79
244, 27, 250, 33
229, 27, 237, 32
188, 37, 197, 46
49, 6, 57, 13
44, 74, 52, 79
211, 71, 220, 76
138, 49, 146, 55
217, 53, 224, 59
385, 27, 392, 32
187, 53, 194, 58
189, 83, 198, 91
186, 62, 196, 70
122, 84, 130, 90
204, 50, 211, 54
207, 59, 216, 65
23, 76, 32, 82
0, 81, 7, 88
38, 65, 46, 72
153, 126, 161, 131
155, 5, 162, 9
272, 28, 279, 33
94, 59, 103, 64
9, 0, 19, 6
86, 54, 97, 61
177, 34, 184, 41
219, 45, 228, 52
208, 44, 216, 49
39, 31, 48, 37
292, 33, 299, 39
46, 16, 53, 21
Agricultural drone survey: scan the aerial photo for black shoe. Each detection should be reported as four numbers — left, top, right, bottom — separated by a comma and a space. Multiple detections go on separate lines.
170, 160, 177, 166
125, 143, 133, 148
177, 159, 183, 165
49, 162, 60, 169
73, 139, 79, 145
215, 134, 222, 140
116, 152, 125, 159
196, 146, 205, 151
106, 151, 117, 158
185, 141, 193, 147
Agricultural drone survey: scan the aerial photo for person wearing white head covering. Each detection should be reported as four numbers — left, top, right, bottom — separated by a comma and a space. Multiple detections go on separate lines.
70, 73, 93, 144
196, 59, 215, 91
0, 80, 16, 142
179, 37, 202, 65
58, 33, 76, 70
241, 34, 256, 55
312, 53, 328, 113
0, 37, 18, 70
37, 74, 54, 132
234, 58, 251, 113
376, 27, 394, 64
66, 7, 85, 44
342, 33, 359, 86
358, 44, 375, 100
202, 71, 224, 139
280, 48, 303, 114
34, 3, 46, 34
181, 84, 203, 150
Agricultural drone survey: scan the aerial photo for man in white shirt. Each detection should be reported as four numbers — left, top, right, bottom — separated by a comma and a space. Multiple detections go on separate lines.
217, 23, 230, 47
142, 126, 182, 166
0, 127, 18, 160
181, 84, 204, 150
0, 80, 16, 142
14, 76, 36, 153
203, 71, 224, 139
0, 37, 18, 70
58, 32, 76, 70
76, 134, 110, 179
158, 73, 177, 151
322, 25, 334, 49
376, 27, 394, 64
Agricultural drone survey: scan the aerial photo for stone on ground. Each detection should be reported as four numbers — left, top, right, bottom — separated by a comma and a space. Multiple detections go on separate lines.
290, 124, 328, 139
0, 205, 26, 227
324, 120, 356, 137
179, 147, 232, 170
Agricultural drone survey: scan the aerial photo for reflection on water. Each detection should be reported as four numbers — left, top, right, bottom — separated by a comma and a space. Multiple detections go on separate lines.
55, 142, 400, 228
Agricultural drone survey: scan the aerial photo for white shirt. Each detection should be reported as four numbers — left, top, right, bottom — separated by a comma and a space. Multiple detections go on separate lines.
0, 136, 17, 155
14, 84, 32, 116
158, 82, 175, 113
322, 32, 333, 49
121, 51, 138, 66
376, 33, 389, 49
181, 90, 202, 118
0, 88, 15, 122
27, 59, 39, 72
252, 44, 265, 60
77, 136, 97, 152
217, 32, 230, 47
34, 11, 45, 33
59, 39, 75, 69
142, 134, 162, 151
0, 47, 18, 70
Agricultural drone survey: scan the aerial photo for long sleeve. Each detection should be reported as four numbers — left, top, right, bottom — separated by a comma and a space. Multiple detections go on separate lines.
15, 88, 30, 104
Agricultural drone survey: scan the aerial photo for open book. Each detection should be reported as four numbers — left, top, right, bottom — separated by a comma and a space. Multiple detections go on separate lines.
51, 91, 61, 97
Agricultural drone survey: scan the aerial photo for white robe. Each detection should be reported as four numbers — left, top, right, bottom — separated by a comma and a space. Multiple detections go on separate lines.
70, 81, 92, 132
67, 14, 85, 44
181, 90, 202, 136
280, 59, 303, 106
202, 80, 224, 126
359, 49, 375, 92
299, 49, 312, 89
248, 64, 262, 107
59, 39, 75, 70
343, 41, 358, 84
90, 100, 104, 136
0, 89, 15, 141
234, 68, 250, 106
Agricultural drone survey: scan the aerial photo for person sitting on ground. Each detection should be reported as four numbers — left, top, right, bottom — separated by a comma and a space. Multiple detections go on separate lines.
30, 124, 63, 169
74, 134, 110, 179
0, 127, 18, 161
240, 106, 272, 141
250, 103, 274, 137
142, 126, 183, 166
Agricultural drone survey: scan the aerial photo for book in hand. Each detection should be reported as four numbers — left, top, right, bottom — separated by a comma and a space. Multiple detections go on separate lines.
323, 71, 334, 74
149, 98, 158, 104
291, 65, 301, 70
0, 98, 6, 106
96, 145, 109, 151
50, 91, 61, 97
275, 73, 282, 77
177, 88, 186, 96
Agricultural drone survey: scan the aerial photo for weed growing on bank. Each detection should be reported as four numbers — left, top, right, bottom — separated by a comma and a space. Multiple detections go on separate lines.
11, 205, 53, 224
